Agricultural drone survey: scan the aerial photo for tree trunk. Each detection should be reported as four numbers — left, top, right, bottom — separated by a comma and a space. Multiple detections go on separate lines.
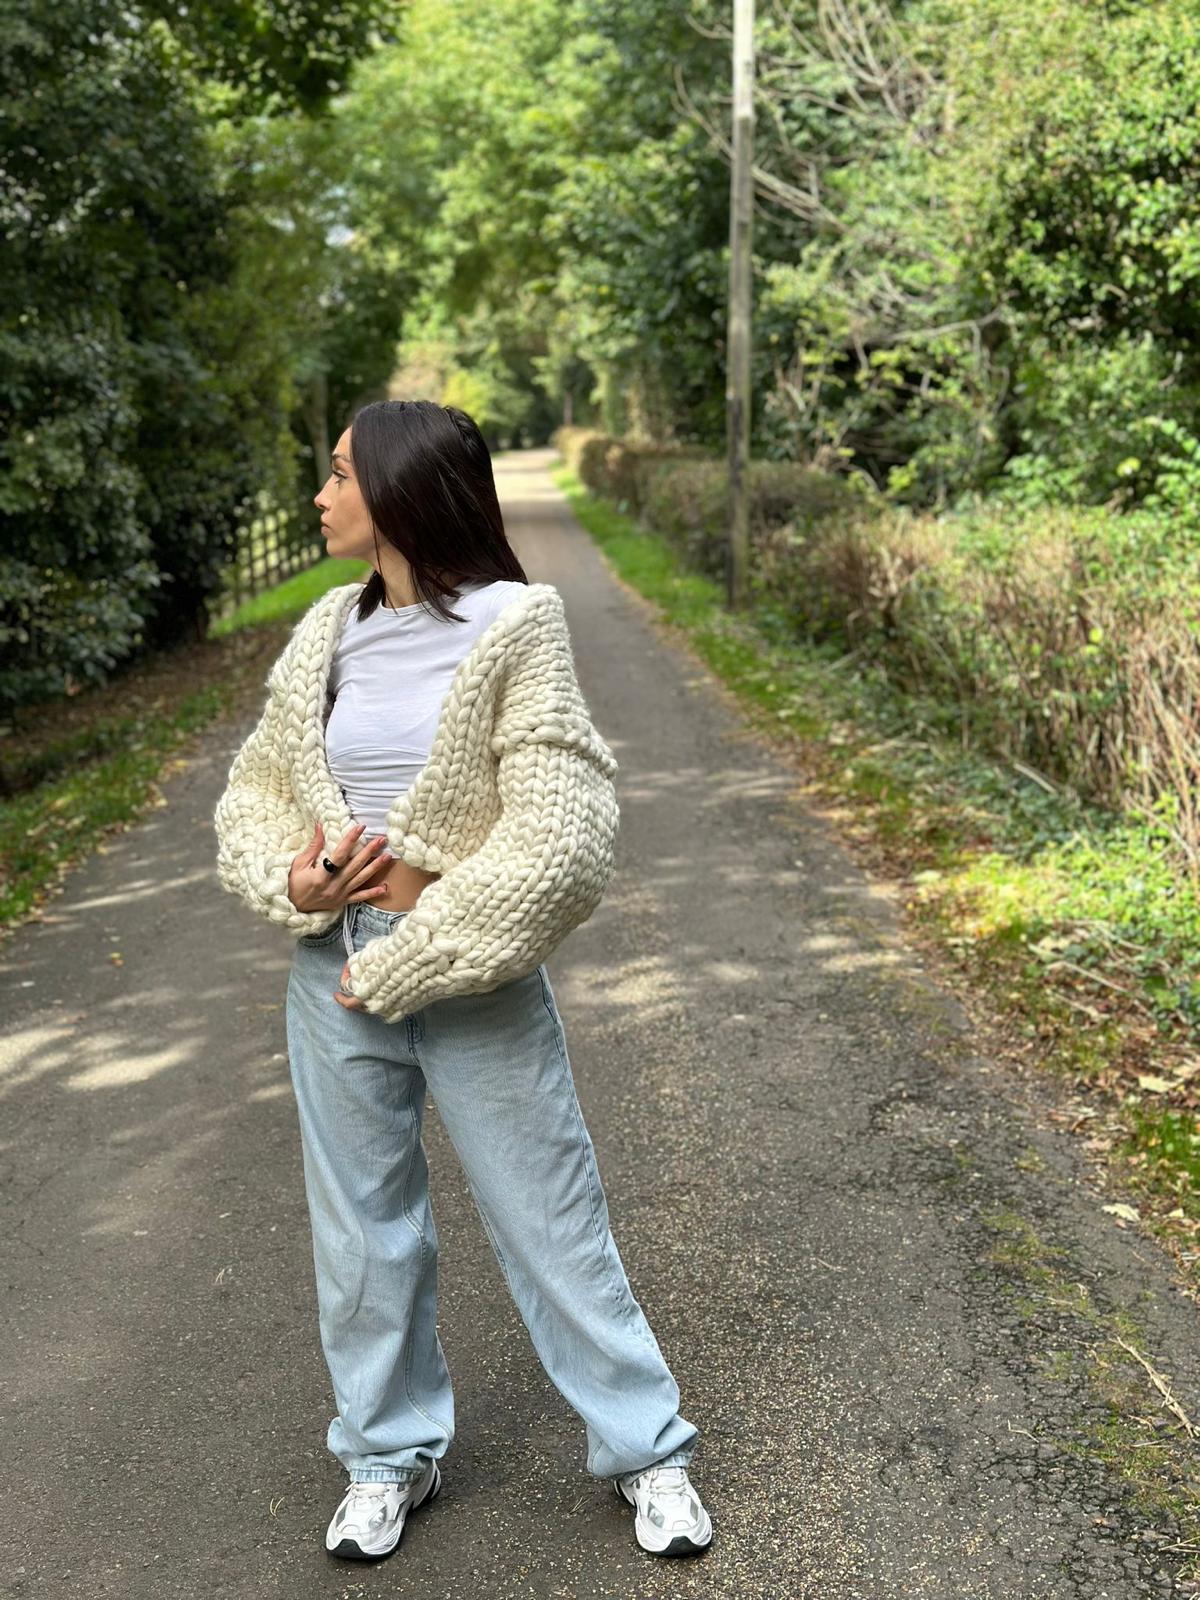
302, 371, 331, 490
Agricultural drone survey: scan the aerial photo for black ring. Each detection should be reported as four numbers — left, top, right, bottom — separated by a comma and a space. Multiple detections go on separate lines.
321, 856, 339, 874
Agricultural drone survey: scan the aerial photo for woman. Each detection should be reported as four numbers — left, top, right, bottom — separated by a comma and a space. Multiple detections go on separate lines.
212, 400, 711, 1565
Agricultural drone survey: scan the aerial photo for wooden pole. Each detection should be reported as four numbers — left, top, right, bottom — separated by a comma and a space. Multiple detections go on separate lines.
726, 0, 755, 610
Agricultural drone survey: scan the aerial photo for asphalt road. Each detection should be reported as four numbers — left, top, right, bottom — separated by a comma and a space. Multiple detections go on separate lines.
3, 448, 1198, 1599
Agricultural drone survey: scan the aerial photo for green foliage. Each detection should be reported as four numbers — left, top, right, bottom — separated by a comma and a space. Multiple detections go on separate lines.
959, 0, 1200, 511
330, 0, 731, 444
141, 0, 400, 112
14, 0, 1200, 760
745, 0, 1200, 518
0, 0, 384, 712
752, 0, 1004, 498
2, 8, 180, 707
971, 3, 1200, 342
1119, 1108, 1200, 1205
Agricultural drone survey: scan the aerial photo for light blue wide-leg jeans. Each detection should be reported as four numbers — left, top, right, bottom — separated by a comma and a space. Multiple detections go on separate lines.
284, 899, 699, 1486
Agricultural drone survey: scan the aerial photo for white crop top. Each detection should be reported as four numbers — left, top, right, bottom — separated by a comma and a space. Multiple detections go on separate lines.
323, 578, 530, 849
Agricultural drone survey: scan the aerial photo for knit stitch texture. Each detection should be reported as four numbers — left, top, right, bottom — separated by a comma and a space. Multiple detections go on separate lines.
212, 580, 619, 1023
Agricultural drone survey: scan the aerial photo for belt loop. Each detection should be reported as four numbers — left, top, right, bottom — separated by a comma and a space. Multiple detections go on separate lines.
341, 902, 354, 963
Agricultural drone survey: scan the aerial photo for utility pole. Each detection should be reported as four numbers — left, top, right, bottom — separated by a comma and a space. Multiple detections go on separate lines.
726, 0, 755, 610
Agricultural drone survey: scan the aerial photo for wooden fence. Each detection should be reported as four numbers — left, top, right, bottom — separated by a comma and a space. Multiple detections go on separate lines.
210, 500, 326, 623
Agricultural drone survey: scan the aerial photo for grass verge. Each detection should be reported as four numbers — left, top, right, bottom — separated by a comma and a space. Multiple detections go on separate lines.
980, 1208, 1199, 1584
0, 558, 368, 928
548, 458, 1200, 1300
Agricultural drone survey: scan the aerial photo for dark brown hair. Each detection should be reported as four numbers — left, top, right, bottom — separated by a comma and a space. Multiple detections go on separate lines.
348, 399, 527, 623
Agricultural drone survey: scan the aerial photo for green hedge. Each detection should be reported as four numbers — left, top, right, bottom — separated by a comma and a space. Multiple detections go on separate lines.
558, 427, 1200, 876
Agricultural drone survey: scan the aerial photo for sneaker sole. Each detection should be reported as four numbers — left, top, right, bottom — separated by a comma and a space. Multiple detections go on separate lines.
326, 1460, 442, 1562
614, 1476, 713, 1556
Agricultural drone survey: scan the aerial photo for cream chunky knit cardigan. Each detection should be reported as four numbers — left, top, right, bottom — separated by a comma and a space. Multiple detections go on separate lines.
213, 580, 619, 1024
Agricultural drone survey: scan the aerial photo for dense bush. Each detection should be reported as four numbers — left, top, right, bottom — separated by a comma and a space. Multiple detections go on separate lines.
555, 426, 864, 582
563, 425, 1200, 868
0, 0, 387, 716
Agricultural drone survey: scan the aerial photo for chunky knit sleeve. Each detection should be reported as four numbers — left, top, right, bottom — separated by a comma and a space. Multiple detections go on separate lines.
341, 603, 620, 1024
212, 683, 343, 940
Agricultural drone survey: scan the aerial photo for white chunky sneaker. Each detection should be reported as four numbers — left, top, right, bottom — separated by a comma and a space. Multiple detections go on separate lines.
614, 1462, 712, 1556
325, 1458, 441, 1561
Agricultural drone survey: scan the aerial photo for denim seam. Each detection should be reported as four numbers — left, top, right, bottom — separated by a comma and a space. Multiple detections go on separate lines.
532, 970, 609, 1478
398, 1068, 454, 1442
537, 970, 662, 1363
535, 971, 609, 1264
544, 966, 668, 1356
465, 1175, 518, 1291
350, 1467, 423, 1484
620, 1449, 695, 1480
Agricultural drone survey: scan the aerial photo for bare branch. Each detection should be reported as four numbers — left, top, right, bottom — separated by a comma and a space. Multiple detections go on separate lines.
673, 61, 848, 229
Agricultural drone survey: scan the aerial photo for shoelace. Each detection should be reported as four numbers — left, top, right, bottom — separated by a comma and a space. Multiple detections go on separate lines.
338, 1480, 397, 1531
346, 1481, 394, 1502
628, 1465, 688, 1492
625, 1465, 702, 1533
627, 1465, 697, 1511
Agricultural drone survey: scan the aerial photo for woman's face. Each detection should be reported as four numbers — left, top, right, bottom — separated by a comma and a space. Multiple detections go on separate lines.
314, 427, 374, 561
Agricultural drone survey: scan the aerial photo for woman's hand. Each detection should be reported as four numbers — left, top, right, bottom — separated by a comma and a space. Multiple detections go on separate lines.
334, 960, 366, 1011
288, 821, 394, 914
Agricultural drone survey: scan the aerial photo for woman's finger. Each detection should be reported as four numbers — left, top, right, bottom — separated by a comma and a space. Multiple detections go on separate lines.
346, 835, 391, 880
334, 962, 365, 1009
329, 823, 368, 868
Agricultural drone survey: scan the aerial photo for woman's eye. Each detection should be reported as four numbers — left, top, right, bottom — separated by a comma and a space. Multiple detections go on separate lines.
332, 472, 346, 485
